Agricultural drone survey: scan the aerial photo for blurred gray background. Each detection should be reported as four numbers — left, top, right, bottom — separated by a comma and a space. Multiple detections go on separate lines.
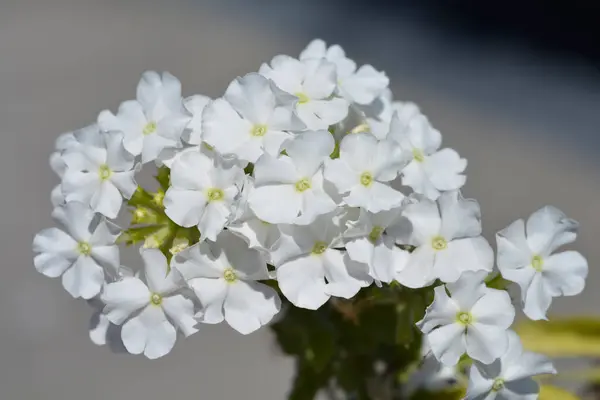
1, 0, 598, 398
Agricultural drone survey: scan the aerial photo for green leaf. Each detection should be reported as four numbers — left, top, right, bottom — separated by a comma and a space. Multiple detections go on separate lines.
516, 317, 600, 357
410, 386, 465, 400
288, 361, 331, 400
485, 272, 511, 290
117, 225, 164, 246
155, 166, 171, 190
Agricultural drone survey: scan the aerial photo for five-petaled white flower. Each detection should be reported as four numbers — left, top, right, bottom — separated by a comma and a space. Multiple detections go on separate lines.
396, 191, 494, 288
300, 39, 389, 106
418, 271, 515, 365
101, 248, 198, 359
387, 112, 466, 200
172, 230, 281, 334
496, 206, 588, 321
61, 132, 138, 219
260, 55, 348, 129
33, 202, 120, 299
466, 331, 556, 400
98, 71, 189, 164
324, 133, 404, 212
203, 73, 305, 164
344, 208, 410, 283
249, 130, 337, 225
164, 150, 244, 241
272, 214, 371, 310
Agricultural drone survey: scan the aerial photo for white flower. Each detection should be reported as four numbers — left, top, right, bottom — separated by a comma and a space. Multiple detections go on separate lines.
61, 132, 138, 219
33, 202, 120, 299
300, 39, 389, 105
396, 191, 494, 288
228, 177, 281, 255
344, 208, 410, 283
203, 73, 305, 163
172, 230, 281, 334
496, 206, 588, 321
98, 71, 189, 164
182, 94, 211, 145
466, 331, 556, 400
388, 113, 466, 200
324, 133, 404, 212
418, 271, 515, 365
164, 150, 244, 241
260, 55, 348, 129
101, 248, 198, 359
248, 130, 337, 224
272, 214, 372, 310
50, 124, 105, 178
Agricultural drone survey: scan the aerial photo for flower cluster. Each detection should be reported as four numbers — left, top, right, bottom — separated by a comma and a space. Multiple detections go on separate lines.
34, 39, 588, 397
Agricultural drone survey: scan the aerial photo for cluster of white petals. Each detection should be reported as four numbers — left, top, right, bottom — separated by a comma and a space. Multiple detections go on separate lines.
34, 39, 588, 398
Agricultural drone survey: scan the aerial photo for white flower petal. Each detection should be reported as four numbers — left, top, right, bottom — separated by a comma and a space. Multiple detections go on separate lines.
402, 198, 441, 246
140, 248, 181, 294
285, 130, 334, 177
202, 98, 252, 156
249, 185, 301, 224
470, 289, 515, 329
340, 64, 389, 105
434, 237, 494, 283
522, 273, 553, 321
61, 256, 104, 299
277, 255, 329, 310
215, 230, 270, 280
417, 285, 460, 333
161, 294, 198, 337
224, 281, 281, 334
423, 148, 467, 191
324, 158, 359, 194
395, 245, 436, 288
323, 250, 371, 298
101, 277, 150, 324
121, 305, 176, 359
188, 277, 227, 324
496, 219, 532, 271
34, 253, 74, 278
438, 190, 482, 240
427, 323, 466, 366
543, 251, 588, 296
526, 206, 578, 255
466, 323, 509, 364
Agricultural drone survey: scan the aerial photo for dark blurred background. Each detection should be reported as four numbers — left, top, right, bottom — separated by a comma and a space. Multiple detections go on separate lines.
0, 0, 598, 398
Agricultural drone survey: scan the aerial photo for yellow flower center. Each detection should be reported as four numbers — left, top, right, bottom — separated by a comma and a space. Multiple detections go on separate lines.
169, 238, 190, 255
431, 236, 447, 251
77, 241, 92, 256
368, 226, 385, 243
143, 121, 157, 135
311, 241, 328, 255
223, 268, 238, 283
98, 164, 112, 181
206, 188, 224, 202
295, 178, 312, 192
412, 148, 425, 163
531, 255, 544, 272
153, 191, 165, 207
150, 293, 163, 306
360, 172, 373, 187
295, 92, 310, 104
492, 378, 505, 392
250, 124, 268, 137
456, 311, 473, 326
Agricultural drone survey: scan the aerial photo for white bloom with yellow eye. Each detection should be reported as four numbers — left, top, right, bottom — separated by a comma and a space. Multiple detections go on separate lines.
98, 71, 189, 164
418, 271, 515, 366
496, 206, 588, 321
61, 132, 138, 219
164, 151, 245, 242
396, 191, 494, 288
172, 230, 281, 335
33, 202, 120, 299
203, 73, 305, 164
272, 214, 372, 310
324, 133, 404, 213
260, 55, 348, 130
387, 112, 466, 200
300, 39, 389, 106
466, 331, 556, 400
248, 130, 337, 225
101, 248, 198, 359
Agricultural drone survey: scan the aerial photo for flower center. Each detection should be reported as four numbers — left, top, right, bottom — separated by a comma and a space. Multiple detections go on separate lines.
206, 188, 224, 202
98, 164, 112, 181
431, 236, 447, 251
223, 268, 238, 283
368, 226, 385, 243
492, 378, 505, 392
295, 178, 312, 192
531, 255, 544, 272
250, 124, 268, 137
77, 241, 92, 256
153, 191, 165, 207
360, 172, 373, 187
295, 92, 310, 104
456, 311, 473, 326
412, 148, 425, 163
311, 241, 328, 255
150, 293, 162, 306
143, 121, 157, 135
169, 238, 190, 255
